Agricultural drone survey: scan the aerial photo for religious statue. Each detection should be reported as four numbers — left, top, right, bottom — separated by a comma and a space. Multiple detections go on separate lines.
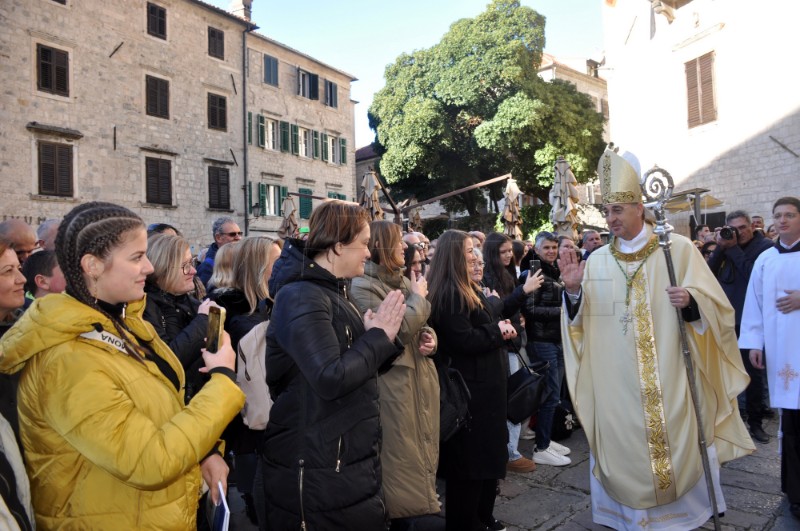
549, 156, 580, 238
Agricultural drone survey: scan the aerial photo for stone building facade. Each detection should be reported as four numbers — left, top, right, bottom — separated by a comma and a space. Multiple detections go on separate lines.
0, 0, 356, 249
245, 32, 356, 234
602, 0, 800, 234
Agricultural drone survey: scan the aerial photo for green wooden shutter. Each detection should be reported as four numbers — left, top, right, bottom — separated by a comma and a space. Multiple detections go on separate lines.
280, 121, 290, 152
312, 130, 320, 159
298, 187, 312, 219
278, 186, 288, 215
321, 133, 329, 162
337, 193, 346, 200
327, 191, 338, 199
247, 112, 252, 145
340, 138, 347, 164
247, 181, 252, 214
257, 115, 266, 147
258, 182, 267, 214
290, 124, 299, 155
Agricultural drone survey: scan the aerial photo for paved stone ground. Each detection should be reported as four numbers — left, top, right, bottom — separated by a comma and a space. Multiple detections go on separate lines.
227, 413, 796, 530
498, 413, 795, 530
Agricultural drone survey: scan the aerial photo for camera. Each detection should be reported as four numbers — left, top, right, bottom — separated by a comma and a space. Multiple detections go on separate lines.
719, 226, 738, 241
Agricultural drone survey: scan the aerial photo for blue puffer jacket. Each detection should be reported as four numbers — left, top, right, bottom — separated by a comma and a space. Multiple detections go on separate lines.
262, 239, 402, 531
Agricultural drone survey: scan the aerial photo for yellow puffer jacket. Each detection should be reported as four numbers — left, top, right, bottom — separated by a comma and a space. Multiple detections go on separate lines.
0, 294, 245, 530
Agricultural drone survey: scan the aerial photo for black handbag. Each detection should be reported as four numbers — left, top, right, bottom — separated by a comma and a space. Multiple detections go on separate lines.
507, 348, 551, 424
551, 404, 575, 441
437, 359, 471, 442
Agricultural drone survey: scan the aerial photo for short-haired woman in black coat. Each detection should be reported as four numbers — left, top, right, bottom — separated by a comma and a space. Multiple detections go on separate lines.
262, 200, 406, 530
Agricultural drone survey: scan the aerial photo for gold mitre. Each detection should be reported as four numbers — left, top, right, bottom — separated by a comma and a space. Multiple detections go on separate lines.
598, 146, 642, 204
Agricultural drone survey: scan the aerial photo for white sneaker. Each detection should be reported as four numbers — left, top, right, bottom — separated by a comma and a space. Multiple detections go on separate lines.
533, 446, 571, 466
549, 440, 571, 456
520, 426, 536, 440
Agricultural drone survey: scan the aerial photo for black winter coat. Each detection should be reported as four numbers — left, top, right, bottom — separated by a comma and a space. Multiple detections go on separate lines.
482, 266, 523, 350
263, 239, 403, 531
142, 284, 207, 399
432, 286, 527, 480
706, 231, 774, 325
520, 258, 562, 344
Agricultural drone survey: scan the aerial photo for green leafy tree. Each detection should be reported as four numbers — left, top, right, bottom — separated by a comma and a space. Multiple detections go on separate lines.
369, 0, 606, 216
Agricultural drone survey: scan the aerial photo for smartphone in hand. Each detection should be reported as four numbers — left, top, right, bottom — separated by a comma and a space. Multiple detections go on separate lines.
206, 306, 226, 353
530, 259, 541, 276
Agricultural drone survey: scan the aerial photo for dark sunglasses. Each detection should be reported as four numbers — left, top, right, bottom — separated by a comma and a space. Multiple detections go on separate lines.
220, 231, 243, 238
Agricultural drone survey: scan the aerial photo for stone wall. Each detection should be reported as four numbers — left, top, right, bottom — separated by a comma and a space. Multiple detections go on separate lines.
245, 33, 356, 234
602, 0, 800, 237
0, 0, 357, 249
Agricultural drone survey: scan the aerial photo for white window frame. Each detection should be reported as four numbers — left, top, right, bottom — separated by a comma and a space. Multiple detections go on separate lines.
327, 136, 339, 164
264, 184, 283, 216
299, 127, 311, 158
265, 119, 278, 151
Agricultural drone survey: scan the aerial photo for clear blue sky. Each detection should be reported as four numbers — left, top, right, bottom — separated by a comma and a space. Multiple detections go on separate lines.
208, 0, 604, 147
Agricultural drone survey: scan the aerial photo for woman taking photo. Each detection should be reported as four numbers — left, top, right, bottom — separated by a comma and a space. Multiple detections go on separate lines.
521, 232, 572, 467
428, 230, 542, 531
263, 200, 406, 530
351, 220, 440, 527
0, 202, 244, 529
143, 233, 219, 402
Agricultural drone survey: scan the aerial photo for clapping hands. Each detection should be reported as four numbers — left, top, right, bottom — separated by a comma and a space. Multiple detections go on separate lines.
363, 290, 406, 343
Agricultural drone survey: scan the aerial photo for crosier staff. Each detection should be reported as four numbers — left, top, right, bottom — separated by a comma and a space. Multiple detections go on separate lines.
641, 166, 721, 531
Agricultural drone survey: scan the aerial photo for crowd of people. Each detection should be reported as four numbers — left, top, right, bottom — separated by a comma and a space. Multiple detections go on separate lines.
0, 159, 797, 530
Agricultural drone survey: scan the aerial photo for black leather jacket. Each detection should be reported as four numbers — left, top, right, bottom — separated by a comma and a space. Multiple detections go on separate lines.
263, 239, 402, 531
521, 257, 562, 344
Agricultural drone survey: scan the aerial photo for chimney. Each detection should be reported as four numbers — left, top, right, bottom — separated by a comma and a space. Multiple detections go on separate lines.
229, 0, 252, 20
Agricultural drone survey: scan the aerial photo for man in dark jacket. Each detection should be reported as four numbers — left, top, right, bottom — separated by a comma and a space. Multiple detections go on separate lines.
521, 232, 572, 466
196, 217, 242, 287
707, 209, 774, 442
580, 230, 603, 260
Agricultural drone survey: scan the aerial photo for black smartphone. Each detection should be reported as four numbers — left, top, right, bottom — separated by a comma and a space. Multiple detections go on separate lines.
530, 259, 541, 276
206, 306, 226, 353
575, 250, 583, 261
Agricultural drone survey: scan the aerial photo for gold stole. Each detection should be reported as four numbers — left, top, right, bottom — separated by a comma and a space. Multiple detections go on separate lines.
611, 237, 677, 504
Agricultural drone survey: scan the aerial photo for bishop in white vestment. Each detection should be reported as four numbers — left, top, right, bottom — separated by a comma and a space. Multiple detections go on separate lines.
559, 148, 754, 530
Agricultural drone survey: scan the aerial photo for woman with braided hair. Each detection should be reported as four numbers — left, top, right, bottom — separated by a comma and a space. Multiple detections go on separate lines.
0, 202, 245, 530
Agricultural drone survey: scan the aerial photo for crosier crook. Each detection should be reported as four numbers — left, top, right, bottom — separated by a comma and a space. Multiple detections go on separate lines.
641, 166, 722, 531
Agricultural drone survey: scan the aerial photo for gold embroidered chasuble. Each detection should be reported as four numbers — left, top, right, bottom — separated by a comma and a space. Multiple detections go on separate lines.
561, 225, 754, 509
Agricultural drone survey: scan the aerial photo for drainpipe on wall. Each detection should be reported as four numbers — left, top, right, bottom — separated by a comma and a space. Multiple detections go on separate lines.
241, 22, 257, 234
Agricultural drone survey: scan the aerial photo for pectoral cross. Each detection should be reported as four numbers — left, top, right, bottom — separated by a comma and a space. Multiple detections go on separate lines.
620, 309, 633, 335
779, 364, 799, 391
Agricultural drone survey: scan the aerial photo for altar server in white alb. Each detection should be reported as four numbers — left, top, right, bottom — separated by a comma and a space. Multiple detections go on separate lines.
558, 147, 754, 530
740, 196, 800, 520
